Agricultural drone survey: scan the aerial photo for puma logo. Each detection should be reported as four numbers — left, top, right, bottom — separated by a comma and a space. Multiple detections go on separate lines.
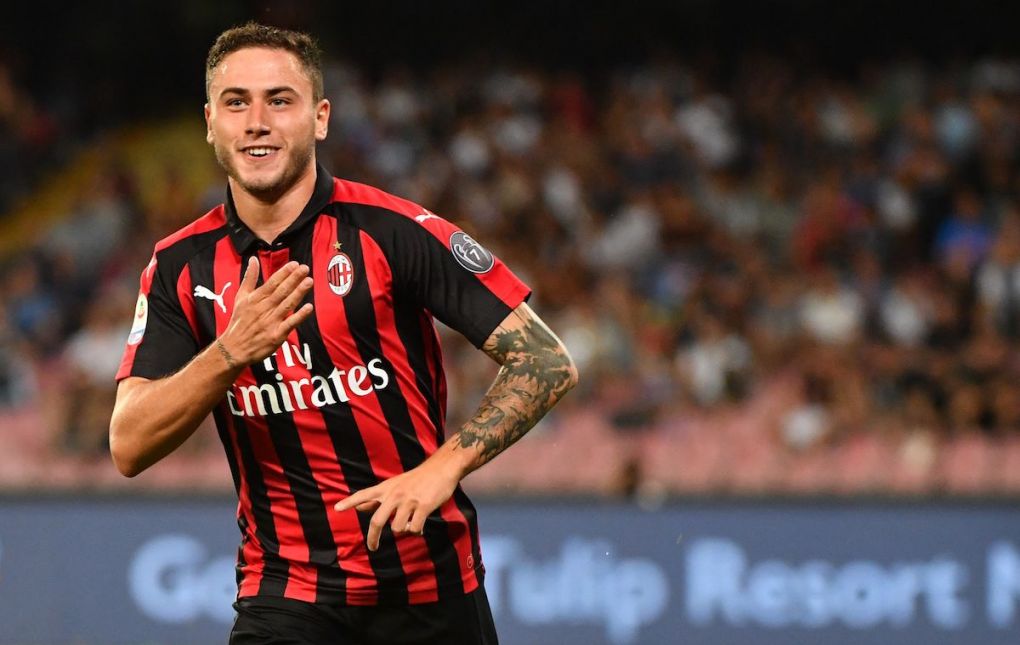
194, 282, 232, 313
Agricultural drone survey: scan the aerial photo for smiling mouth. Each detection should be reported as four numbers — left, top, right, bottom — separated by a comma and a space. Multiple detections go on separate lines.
242, 146, 280, 159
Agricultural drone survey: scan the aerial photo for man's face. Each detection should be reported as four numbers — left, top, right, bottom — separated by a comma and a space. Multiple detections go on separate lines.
205, 47, 329, 201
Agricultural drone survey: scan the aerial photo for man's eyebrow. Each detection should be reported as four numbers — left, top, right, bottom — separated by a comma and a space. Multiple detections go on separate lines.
218, 86, 298, 98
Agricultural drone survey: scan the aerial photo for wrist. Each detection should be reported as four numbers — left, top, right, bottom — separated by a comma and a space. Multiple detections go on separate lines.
214, 337, 242, 371
440, 434, 480, 480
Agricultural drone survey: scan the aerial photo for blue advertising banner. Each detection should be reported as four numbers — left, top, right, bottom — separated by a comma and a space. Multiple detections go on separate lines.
0, 498, 1018, 644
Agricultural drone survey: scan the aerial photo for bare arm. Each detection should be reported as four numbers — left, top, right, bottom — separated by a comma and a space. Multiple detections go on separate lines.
335, 301, 578, 550
451, 301, 579, 472
109, 258, 314, 477
112, 352, 240, 477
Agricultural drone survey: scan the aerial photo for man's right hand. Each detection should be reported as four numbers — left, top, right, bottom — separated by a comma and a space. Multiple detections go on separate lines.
218, 257, 315, 368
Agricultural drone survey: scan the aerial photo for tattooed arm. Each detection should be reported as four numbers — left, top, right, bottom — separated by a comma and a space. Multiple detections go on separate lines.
335, 302, 578, 550
453, 302, 578, 469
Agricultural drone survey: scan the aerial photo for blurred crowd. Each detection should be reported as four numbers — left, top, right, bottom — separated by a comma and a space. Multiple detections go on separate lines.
4, 52, 1020, 495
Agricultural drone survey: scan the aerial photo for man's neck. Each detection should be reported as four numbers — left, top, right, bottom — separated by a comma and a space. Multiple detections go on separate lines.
230, 164, 318, 244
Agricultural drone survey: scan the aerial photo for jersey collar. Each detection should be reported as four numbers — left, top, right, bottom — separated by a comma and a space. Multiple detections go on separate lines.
224, 163, 334, 253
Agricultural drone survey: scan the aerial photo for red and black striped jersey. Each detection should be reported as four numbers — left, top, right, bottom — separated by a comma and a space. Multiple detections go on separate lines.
116, 164, 531, 606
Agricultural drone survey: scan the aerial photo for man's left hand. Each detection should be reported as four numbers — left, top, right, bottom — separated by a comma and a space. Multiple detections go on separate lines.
334, 453, 463, 551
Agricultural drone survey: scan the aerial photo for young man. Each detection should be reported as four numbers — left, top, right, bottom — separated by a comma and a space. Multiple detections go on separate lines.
110, 22, 577, 645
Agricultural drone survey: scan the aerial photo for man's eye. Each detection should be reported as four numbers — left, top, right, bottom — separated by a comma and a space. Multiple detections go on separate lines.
270, 98, 289, 106
226, 99, 245, 107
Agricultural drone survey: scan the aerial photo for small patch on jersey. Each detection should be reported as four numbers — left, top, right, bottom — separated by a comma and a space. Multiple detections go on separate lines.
327, 253, 354, 296
450, 231, 494, 274
127, 293, 148, 345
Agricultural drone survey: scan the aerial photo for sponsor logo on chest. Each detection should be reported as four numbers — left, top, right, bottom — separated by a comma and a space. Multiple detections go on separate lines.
226, 341, 390, 418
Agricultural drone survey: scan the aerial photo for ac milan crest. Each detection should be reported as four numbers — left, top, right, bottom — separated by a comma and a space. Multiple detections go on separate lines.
327, 253, 354, 296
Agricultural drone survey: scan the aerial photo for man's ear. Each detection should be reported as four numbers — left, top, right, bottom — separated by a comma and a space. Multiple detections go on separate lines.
315, 99, 330, 141
204, 103, 214, 144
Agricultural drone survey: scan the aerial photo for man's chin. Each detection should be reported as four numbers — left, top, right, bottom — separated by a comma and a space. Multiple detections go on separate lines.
238, 176, 284, 198
230, 168, 293, 201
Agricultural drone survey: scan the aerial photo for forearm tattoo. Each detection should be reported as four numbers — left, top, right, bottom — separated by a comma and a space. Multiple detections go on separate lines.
455, 307, 577, 469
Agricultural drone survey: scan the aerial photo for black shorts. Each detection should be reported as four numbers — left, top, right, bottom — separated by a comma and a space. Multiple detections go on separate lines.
228, 585, 499, 645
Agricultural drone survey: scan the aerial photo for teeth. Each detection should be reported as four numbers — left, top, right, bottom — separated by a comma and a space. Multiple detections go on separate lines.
246, 147, 274, 157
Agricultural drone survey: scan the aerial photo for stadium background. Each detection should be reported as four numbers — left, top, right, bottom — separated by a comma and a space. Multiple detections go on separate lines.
2, 1, 1020, 643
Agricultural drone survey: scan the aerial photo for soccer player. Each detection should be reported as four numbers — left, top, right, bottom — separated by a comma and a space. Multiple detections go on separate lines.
109, 22, 577, 645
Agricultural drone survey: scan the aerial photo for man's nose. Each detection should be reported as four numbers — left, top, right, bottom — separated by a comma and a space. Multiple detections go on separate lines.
245, 103, 270, 136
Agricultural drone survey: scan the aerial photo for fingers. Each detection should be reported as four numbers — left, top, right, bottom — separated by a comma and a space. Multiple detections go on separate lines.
335, 486, 426, 552
355, 500, 380, 513
390, 503, 415, 536
277, 303, 314, 336
367, 500, 398, 551
221, 260, 317, 366
336, 489, 387, 551
237, 256, 260, 297
259, 262, 310, 307
335, 485, 377, 513
274, 276, 314, 318
405, 507, 428, 535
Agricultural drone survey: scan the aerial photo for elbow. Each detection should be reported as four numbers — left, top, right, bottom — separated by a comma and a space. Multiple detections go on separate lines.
114, 462, 142, 478
109, 421, 143, 478
110, 440, 142, 478
114, 460, 143, 479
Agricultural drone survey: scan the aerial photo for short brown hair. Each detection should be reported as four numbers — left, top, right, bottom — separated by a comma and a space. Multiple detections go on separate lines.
205, 21, 324, 101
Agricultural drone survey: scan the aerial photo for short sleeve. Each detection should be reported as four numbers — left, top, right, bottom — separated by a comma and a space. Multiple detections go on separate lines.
115, 251, 200, 381
391, 212, 531, 347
